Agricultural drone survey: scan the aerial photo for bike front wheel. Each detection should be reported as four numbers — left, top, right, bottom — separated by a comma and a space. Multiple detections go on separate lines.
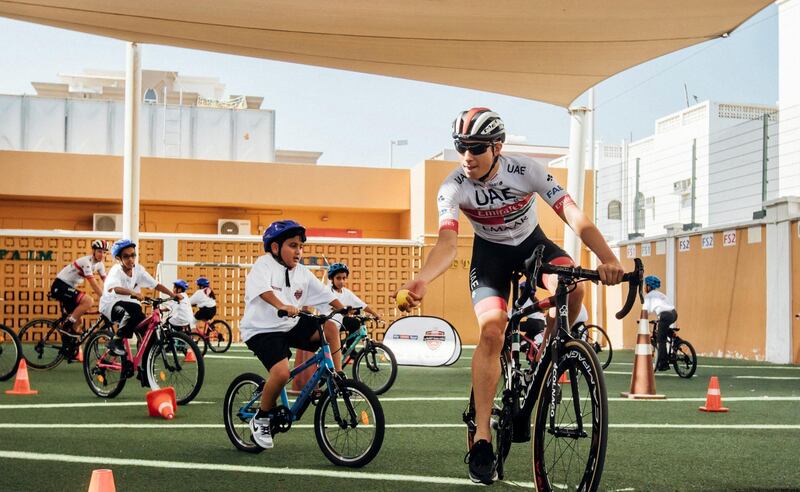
207, 320, 232, 353
145, 331, 204, 405
673, 339, 697, 379
352, 341, 398, 395
579, 324, 613, 369
18, 319, 65, 370
83, 330, 127, 399
223, 372, 265, 454
314, 378, 384, 467
0, 324, 22, 381
531, 339, 608, 491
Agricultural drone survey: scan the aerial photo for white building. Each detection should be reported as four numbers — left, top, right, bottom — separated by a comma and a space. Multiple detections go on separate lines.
596, 101, 781, 243
779, 0, 800, 197
0, 69, 284, 163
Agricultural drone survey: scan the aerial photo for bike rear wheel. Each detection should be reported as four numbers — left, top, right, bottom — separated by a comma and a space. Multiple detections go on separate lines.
190, 331, 208, 356
0, 324, 22, 381
223, 372, 265, 454
83, 330, 127, 399
579, 324, 613, 369
207, 320, 232, 353
18, 319, 66, 370
673, 339, 697, 379
145, 331, 204, 405
531, 339, 608, 491
352, 341, 398, 395
314, 378, 384, 467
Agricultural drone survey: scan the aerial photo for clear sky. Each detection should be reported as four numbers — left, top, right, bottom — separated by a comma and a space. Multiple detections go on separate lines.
0, 5, 779, 168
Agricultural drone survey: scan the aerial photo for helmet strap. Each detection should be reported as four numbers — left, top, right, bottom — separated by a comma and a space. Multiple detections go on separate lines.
477, 145, 500, 183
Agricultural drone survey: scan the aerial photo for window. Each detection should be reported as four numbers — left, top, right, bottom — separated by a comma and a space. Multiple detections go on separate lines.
608, 200, 622, 220
143, 88, 158, 104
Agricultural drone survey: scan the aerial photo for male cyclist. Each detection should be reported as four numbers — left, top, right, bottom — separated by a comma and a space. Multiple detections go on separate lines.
397, 107, 623, 484
640, 275, 677, 371
49, 239, 109, 339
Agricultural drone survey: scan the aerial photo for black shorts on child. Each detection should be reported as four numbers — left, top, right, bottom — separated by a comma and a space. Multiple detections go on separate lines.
245, 316, 321, 371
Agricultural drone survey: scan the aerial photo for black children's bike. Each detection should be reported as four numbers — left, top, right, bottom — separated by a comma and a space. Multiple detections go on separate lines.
650, 320, 697, 379
464, 245, 643, 490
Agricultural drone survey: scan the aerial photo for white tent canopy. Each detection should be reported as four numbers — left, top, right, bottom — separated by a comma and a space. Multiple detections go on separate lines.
0, 0, 772, 107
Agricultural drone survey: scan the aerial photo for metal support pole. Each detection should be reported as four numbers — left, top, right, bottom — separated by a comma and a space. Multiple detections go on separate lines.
629, 157, 643, 239
684, 139, 700, 230
564, 107, 589, 263
122, 42, 142, 243
754, 113, 769, 219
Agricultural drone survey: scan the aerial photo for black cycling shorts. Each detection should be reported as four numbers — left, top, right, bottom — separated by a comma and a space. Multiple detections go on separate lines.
50, 278, 84, 313
469, 226, 571, 315
194, 306, 217, 321
245, 316, 321, 371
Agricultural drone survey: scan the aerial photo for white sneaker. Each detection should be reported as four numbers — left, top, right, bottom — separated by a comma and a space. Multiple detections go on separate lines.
249, 416, 273, 449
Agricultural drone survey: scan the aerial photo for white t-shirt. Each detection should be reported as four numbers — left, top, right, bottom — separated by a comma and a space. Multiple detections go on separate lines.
56, 255, 107, 287
643, 290, 675, 316
166, 293, 195, 327
315, 287, 367, 324
99, 264, 158, 319
189, 288, 217, 308
239, 254, 336, 341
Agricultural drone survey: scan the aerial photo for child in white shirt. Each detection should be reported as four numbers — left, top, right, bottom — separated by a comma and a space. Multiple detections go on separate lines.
190, 276, 217, 326
317, 263, 382, 333
166, 279, 195, 330
241, 220, 345, 450
641, 275, 677, 371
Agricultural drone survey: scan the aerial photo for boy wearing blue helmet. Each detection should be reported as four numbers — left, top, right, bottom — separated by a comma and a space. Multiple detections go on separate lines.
190, 276, 217, 326
166, 279, 195, 330
317, 263, 381, 334
241, 220, 346, 449
640, 275, 677, 371
100, 239, 174, 356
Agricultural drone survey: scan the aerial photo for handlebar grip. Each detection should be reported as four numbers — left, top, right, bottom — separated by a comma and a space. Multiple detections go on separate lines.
615, 258, 643, 320
277, 309, 288, 318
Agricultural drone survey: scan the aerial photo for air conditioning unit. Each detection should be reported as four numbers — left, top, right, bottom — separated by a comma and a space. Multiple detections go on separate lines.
673, 179, 692, 195
93, 213, 122, 232
217, 219, 251, 236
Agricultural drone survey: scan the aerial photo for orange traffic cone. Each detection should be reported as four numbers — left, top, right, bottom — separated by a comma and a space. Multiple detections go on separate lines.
620, 319, 666, 399
4, 359, 38, 395
558, 371, 570, 384
184, 348, 197, 363
699, 376, 729, 412
146, 387, 177, 420
87, 469, 116, 492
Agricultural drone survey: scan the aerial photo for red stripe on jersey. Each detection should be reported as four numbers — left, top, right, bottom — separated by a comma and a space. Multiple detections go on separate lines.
551, 194, 576, 214
474, 296, 508, 316
73, 261, 88, 278
439, 219, 459, 233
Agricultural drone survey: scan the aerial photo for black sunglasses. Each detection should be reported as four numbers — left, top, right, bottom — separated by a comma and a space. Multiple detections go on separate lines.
454, 140, 492, 155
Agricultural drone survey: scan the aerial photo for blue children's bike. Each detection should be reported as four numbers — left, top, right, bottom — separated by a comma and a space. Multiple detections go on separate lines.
223, 308, 385, 467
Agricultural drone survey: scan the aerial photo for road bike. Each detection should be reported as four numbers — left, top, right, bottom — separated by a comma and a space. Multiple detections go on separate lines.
224, 308, 385, 467
184, 317, 232, 355
18, 295, 115, 370
463, 245, 643, 490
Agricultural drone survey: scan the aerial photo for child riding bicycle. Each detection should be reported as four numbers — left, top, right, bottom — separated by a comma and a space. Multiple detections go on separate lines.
240, 220, 346, 450
100, 239, 175, 356
318, 263, 381, 345
190, 276, 217, 327
165, 279, 195, 331
640, 275, 678, 371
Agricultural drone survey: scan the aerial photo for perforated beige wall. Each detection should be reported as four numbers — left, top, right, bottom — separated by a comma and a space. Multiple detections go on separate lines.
0, 236, 162, 341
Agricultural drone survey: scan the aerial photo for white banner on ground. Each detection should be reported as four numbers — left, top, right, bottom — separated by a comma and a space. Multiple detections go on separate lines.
383, 316, 461, 367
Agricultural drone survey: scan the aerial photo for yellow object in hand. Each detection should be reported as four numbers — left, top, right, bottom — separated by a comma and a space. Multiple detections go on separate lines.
396, 289, 412, 308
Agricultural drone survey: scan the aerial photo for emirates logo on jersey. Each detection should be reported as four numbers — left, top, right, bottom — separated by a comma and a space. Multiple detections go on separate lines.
294, 289, 303, 300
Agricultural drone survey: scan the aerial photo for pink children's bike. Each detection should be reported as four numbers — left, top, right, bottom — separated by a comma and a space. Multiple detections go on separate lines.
82, 297, 204, 405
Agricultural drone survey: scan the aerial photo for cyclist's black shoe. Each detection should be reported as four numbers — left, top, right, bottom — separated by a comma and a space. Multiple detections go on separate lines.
106, 337, 126, 356
466, 439, 497, 485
